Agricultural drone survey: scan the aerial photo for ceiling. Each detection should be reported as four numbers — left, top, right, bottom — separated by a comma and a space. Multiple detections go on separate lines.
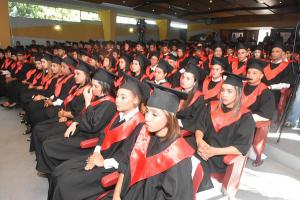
80, 0, 300, 22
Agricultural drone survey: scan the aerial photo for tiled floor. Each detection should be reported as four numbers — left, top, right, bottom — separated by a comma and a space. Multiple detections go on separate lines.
0, 106, 299, 200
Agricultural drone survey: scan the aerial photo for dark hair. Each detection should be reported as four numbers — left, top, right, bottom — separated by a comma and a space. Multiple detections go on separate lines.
97, 80, 115, 97
84, 71, 91, 84
161, 110, 181, 141
218, 85, 242, 117
181, 73, 198, 109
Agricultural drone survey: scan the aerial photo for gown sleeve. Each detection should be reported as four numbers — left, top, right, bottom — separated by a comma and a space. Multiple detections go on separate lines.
253, 89, 275, 120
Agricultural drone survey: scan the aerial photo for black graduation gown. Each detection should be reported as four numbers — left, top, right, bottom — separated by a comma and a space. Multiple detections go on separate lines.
192, 103, 255, 191
102, 136, 194, 200
243, 84, 275, 120
48, 119, 144, 200
39, 98, 117, 174
201, 79, 222, 103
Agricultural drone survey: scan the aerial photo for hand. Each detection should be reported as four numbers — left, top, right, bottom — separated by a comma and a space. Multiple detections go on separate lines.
36, 86, 44, 90
58, 110, 65, 118
196, 139, 210, 161
22, 80, 27, 84
33, 95, 44, 101
112, 195, 121, 200
59, 117, 67, 123
93, 153, 104, 167
44, 99, 53, 107
84, 153, 102, 171
197, 142, 217, 161
28, 84, 34, 89
83, 87, 93, 103
64, 123, 77, 138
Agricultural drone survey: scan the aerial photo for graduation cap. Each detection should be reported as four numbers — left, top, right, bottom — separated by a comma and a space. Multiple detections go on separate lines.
247, 58, 265, 73
185, 63, 202, 81
0, 48, 4, 54
120, 53, 133, 65
42, 53, 53, 62
212, 42, 225, 51
77, 59, 94, 74
186, 56, 200, 66
146, 80, 188, 113
11, 48, 17, 56
52, 56, 63, 65
236, 43, 248, 51
90, 52, 99, 61
149, 51, 160, 59
168, 54, 178, 61
271, 42, 286, 51
93, 68, 118, 85
79, 49, 89, 56
134, 53, 150, 70
16, 48, 25, 55
176, 43, 186, 51
211, 57, 228, 70
63, 55, 78, 70
157, 59, 173, 74
254, 45, 263, 51
120, 72, 151, 103
223, 72, 250, 88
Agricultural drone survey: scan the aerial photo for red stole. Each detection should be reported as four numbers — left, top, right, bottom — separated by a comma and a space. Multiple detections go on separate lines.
63, 84, 89, 109
31, 72, 43, 86
101, 112, 144, 151
177, 89, 202, 111
25, 69, 36, 81
14, 61, 24, 74
129, 126, 195, 186
210, 101, 249, 132
54, 74, 74, 97
202, 77, 223, 100
242, 83, 267, 108
145, 65, 156, 80
263, 61, 289, 81
1, 59, 12, 70
231, 60, 247, 76
43, 74, 62, 90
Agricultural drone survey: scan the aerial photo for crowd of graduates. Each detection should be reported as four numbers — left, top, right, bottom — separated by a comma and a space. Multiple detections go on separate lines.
0, 38, 298, 199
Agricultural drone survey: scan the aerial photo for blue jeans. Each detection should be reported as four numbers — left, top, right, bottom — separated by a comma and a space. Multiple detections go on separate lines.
287, 85, 300, 127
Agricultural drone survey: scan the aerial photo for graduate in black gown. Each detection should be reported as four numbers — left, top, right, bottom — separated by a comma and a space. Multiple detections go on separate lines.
103, 82, 195, 200
32, 60, 91, 173
193, 72, 256, 192
39, 68, 118, 174
47, 74, 150, 200
131, 53, 149, 81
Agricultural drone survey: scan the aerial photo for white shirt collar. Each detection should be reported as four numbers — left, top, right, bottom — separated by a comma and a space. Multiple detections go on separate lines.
272, 59, 282, 64
154, 79, 167, 84
119, 107, 139, 122
150, 64, 157, 71
212, 77, 222, 82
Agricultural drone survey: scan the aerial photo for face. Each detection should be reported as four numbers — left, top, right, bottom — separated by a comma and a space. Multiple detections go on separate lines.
74, 69, 87, 85
177, 49, 184, 58
237, 49, 248, 61
214, 48, 223, 57
0, 52, 4, 59
211, 64, 224, 79
162, 46, 169, 54
103, 57, 110, 67
17, 54, 24, 62
247, 68, 263, 85
11, 55, 17, 61
91, 79, 103, 97
81, 55, 88, 62
112, 52, 118, 59
286, 51, 292, 59
227, 48, 234, 55
136, 44, 142, 51
72, 51, 78, 60
41, 59, 49, 70
154, 67, 167, 81
116, 88, 139, 113
89, 58, 97, 67
168, 59, 177, 68
180, 72, 195, 91
61, 62, 72, 75
271, 47, 283, 60
145, 106, 168, 135
150, 45, 156, 52
132, 60, 141, 73
118, 58, 126, 70
150, 56, 159, 66
51, 63, 62, 74
35, 61, 43, 70
220, 84, 237, 108
254, 50, 262, 59
58, 49, 65, 57
124, 43, 129, 50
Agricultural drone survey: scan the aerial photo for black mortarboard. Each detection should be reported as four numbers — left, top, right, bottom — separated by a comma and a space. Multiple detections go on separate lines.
211, 57, 227, 70
149, 51, 160, 59
223, 72, 250, 88
52, 56, 63, 64
254, 45, 263, 51
11, 48, 17, 56
93, 68, 118, 85
185, 63, 202, 81
42, 53, 53, 61
236, 43, 248, 51
77, 60, 94, 74
16, 48, 25, 55
272, 42, 286, 51
168, 54, 178, 61
157, 59, 173, 74
176, 43, 186, 51
63, 55, 78, 70
120, 72, 151, 103
120, 53, 133, 64
134, 53, 149, 70
0, 48, 4, 54
79, 49, 89, 56
91, 52, 99, 61
146, 80, 188, 113
186, 56, 200, 66
212, 42, 225, 51
56, 44, 66, 51
247, 58, 265, 73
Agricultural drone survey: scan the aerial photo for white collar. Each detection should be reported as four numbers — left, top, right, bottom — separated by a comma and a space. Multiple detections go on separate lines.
272, 59, 282, 64
150, 64, 157, 70
154, 79, 167, 84
119, 107, 139, 122
212, 77, 222, 82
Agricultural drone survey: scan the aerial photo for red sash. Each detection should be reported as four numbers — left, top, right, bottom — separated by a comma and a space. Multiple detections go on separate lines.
101, 112, 144, 151
25, 69, 36, 81
82, 96, 115, 113
1, 59, 12, 70
202, 77, 223, 100
210, 101, 250, 132
177, 89, 203, 111
242, 83, 268, 108
263, 62, 289, 81
231, 60, 247, 76
129, 126, 195, 186
31, 72, 43, 86
43, 74, 62, 90
14, 61, 24, 74
63, 84, 90, 109
145, 65, 155, 80
54, 74, 74, 97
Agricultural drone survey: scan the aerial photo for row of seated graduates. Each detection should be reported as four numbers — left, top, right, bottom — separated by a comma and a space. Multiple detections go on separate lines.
0, 38, 296, 199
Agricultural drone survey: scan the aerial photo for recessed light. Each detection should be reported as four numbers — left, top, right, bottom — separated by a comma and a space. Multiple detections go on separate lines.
210, 0, 213, 3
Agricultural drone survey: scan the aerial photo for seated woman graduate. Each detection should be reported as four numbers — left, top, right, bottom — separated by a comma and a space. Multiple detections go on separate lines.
201, 57, 226, 102
47, 73, 149, 200
102, 82, 195, 200
130, 53, 149, 81
24, 55, 76, 131
30, 60, 91, 168
193, 72, 255, 192
38, 68, 118, 174
152, 59, 173, 87
172, 63, 205, 131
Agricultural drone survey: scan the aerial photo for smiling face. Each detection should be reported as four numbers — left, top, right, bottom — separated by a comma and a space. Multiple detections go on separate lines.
154, 67, 167, 82
145, 106, 168, 135
116, 88, 139, 113
214, 47, 223, 57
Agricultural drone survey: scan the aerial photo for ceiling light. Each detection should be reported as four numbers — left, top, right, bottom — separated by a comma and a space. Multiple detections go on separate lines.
210, 0, 213, 3
129, 27, 134, 33
54, 25, 61, 31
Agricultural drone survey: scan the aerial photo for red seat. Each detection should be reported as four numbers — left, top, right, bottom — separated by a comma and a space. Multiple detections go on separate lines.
80, 137, 99, 149
253, 121, 272, 166
277, 88, 291, 124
